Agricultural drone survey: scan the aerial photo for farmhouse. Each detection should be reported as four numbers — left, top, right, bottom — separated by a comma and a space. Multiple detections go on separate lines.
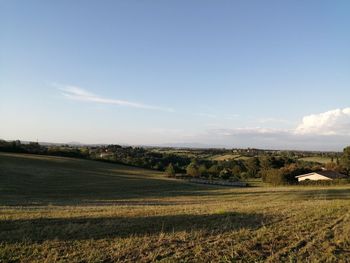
295, 170, 346, 182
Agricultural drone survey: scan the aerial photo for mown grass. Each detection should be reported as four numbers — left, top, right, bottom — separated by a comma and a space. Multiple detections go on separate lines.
1, 153, 350, 262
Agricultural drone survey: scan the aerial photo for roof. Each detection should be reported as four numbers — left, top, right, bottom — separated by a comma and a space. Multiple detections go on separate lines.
296, 170, 346, 179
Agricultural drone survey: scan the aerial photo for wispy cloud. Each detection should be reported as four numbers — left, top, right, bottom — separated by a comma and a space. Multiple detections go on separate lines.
56, 84, 174, 112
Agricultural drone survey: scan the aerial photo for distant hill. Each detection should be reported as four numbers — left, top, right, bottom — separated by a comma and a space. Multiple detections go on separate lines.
156, 142, 227, 149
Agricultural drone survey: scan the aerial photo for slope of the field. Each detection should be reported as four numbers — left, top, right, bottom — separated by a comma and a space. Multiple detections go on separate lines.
1, 152, 350, 262
0, 152, 215, 205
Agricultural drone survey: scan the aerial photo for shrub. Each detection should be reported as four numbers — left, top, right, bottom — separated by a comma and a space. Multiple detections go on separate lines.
186, 162, 200, 177
219, 169, 232, 180
262, 166, 299, 186
262, 169, 285, 186
165, 163, 176, 177
199, 165, 208, 177
208, 165, 220, 177
298, 179, 350, 186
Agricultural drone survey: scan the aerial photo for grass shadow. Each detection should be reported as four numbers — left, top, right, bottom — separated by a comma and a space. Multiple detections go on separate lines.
293, 188, 350, 200
0, 153, 222, 206
0, 212, 268, 243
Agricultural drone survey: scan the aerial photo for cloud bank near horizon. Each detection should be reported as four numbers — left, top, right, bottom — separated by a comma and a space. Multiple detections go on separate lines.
207, 107, 350, 135
192, 107, 350, 150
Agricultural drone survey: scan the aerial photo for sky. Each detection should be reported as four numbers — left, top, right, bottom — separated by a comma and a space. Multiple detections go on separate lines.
1, 0, 350, 150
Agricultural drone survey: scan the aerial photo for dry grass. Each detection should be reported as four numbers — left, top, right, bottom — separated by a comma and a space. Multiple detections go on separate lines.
210, 154, 251, 161
210, 154, 241, 161
298, 156, 333, 164
1, 153, 350, 262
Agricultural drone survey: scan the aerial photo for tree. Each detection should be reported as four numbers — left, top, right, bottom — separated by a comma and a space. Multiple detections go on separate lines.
341, 146, 350, 175
198, 164, 208, 177
186, 162, 200, 177
208, 165, 220, 177
231, 165, 243, 177
262, 166, 299, 186
259, 156, 272, 171
245, 157, 260, 178
219, 168, 232, 180
280, 164, 305, 184
262, 169, 285, 186
325, 162, 337, 171
165, 163, 175, 177
240, 172, 249, 180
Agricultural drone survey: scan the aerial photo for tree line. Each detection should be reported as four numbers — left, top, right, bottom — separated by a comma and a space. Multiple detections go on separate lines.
166, 147, 350, 185
1, 140, 350, 185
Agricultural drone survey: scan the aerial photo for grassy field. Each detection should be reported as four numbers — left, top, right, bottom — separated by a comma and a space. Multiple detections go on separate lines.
298, 156, 333, 164
150, 149, 252, 161
1, 153, 350, 262
210, 154, 251, 161
209, 153, 240, 161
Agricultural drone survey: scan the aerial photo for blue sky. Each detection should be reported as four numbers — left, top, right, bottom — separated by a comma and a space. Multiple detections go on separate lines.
1, 0, 350, 150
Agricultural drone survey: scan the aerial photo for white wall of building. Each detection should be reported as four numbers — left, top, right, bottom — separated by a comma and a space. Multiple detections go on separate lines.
297, 173, 332, 182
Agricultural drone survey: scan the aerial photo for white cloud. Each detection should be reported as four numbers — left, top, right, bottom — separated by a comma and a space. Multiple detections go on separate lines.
295, 108, 350, 135
197, 108, 350, 150
57, 84, 174, 112
212, 107, 350, 138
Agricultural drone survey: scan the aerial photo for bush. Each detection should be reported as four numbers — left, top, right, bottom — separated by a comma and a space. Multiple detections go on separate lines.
262, 169, 285, 186
165, 163, 176, 177
219, 169, 231, 180
199, 165, 208, 177
186, 162, 200, 177
262, 167, 299, 186
298, 179, 350, 186
240, 172, 249, 180
208, 165, 220, 177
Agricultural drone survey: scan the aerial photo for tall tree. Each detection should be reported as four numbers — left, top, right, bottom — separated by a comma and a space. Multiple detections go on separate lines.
341, 146, 350, 175
245, 157, 260, 178
259, 156, 273, 171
